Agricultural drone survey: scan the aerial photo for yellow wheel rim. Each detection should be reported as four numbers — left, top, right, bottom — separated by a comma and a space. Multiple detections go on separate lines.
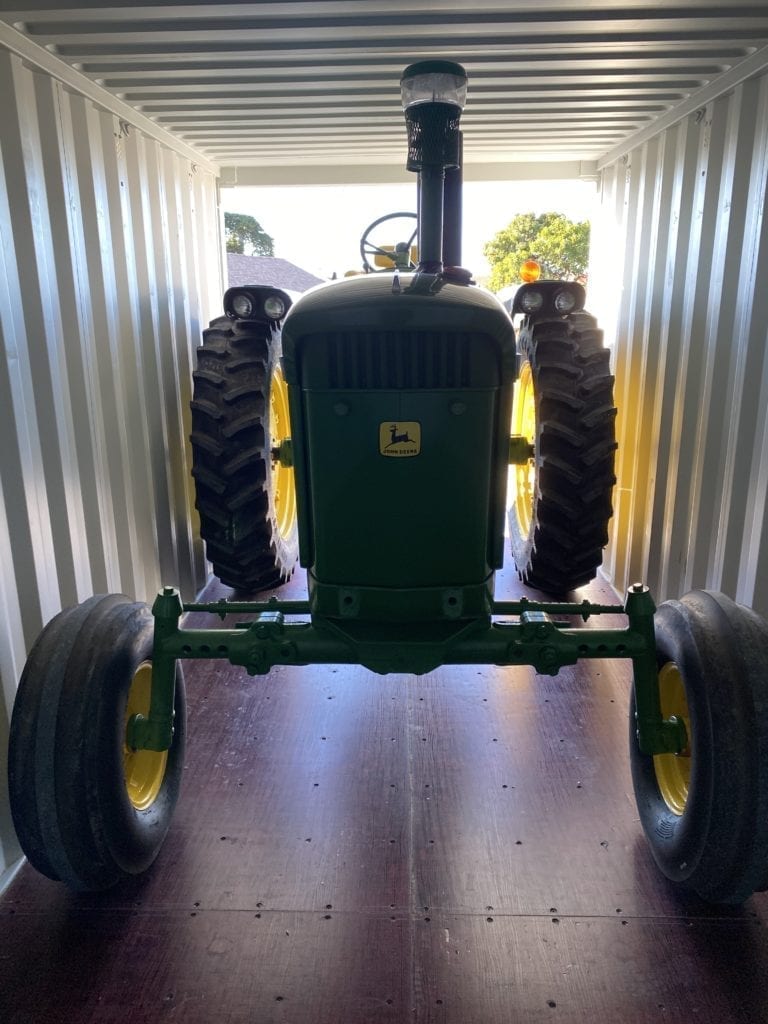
270, 365, 297, 539
511, 360, 537, 537
653, 662, 692, 816
123, 663, 168, 811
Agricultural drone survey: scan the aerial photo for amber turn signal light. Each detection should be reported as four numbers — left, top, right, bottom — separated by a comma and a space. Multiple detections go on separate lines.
520, 258, 542, 283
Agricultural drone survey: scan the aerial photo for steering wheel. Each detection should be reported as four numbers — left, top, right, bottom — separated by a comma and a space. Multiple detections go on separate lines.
359, 212, 418, 273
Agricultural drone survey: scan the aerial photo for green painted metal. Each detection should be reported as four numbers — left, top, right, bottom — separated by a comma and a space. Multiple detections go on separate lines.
280, 272, 516, 618
127, 588, 183, 753
136, 585, 687, 757
187, 597, 312, 619
272, 437, 294, 468
624, 584, 688, 755
508, 434, 535, 464
307, 576, 495, 622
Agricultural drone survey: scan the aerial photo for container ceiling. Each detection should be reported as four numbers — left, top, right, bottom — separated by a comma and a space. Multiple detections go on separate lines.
4, 1, 768, 181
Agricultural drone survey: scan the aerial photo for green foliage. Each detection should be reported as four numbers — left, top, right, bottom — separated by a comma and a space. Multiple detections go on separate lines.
484, 212, 590, 292
224, 212, 275, 256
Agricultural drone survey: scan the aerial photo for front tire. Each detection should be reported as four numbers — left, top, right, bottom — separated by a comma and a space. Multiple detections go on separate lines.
8, 595, 186, 891
630, 590, 768, 903
509, 312, 616, 594
191, 317, 299, 593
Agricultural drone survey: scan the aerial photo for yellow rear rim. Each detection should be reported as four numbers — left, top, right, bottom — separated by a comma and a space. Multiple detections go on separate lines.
653, 662, 692, 816
270, 365, 297, 539
512, 360, 537, 537
123, 663, 168, 811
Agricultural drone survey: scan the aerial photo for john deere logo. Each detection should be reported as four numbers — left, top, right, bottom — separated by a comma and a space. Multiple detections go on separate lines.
379, 421, 421, 457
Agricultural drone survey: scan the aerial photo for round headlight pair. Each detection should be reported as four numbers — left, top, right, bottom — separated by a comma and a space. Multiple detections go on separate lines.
230, 291, 287, 321
512, 280, 585, 318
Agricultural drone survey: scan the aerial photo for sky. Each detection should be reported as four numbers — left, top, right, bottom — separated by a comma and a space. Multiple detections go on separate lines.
222, 178, 599, 286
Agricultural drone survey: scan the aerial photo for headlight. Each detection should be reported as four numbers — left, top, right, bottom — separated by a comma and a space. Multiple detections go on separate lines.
223, 286, 294, 322
554, 289, 578, 314
264, 295, 286, 320
231, 292, 254, 318
511, 280, 586, 318
520, 289, 545, 314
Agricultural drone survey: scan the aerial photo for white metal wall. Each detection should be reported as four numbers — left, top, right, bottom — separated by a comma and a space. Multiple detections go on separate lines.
0, 45, 222, 883
593, 71, 768, 619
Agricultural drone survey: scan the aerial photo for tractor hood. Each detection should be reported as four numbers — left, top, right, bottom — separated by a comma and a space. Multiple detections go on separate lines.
281, 272, 516, 386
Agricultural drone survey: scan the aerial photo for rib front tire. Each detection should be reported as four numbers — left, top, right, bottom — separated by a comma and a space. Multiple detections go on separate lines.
8, 595, 186, 891
630, 590, 768, 904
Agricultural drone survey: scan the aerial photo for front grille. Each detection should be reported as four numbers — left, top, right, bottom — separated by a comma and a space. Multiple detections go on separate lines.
301, 329, 499, 390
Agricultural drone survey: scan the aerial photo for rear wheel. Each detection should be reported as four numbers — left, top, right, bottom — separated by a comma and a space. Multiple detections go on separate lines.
630, 590, 768, 903
8, 595, 186, 890
191, 317, 299, 592
509, 312, 616, 594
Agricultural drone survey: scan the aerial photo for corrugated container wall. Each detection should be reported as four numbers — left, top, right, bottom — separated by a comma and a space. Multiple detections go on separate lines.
3, 37, 768, 891
0, 46, 222, 884
593, 70, 768, 620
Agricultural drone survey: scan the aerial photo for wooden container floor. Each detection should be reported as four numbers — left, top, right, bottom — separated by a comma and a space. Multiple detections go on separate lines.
2, 565, 767, 1024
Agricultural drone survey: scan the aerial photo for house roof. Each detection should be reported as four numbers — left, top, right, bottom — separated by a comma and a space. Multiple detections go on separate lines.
226, 253, 326, 293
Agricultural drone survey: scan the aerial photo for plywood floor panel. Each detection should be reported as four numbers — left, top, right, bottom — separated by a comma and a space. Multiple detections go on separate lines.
2, 566, 767, 1023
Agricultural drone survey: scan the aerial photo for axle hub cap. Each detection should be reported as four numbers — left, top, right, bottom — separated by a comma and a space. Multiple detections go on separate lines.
123, 663, 168, 810
653, 662, 691, 815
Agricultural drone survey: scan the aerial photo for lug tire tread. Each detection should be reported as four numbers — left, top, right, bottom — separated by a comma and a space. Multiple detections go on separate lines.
510, 314, 617, 595
191, 318, 298, 593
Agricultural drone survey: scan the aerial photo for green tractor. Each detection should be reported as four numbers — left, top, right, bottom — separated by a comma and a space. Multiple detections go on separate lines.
9, 62, 768, 905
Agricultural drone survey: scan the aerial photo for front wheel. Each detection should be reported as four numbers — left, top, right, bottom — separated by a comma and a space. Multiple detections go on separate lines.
630, 590, 768, 903
509, 312, 616, 594
8, 595, 186, 891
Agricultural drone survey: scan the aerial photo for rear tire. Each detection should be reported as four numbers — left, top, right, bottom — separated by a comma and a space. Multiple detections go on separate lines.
629, 590, 768, 903
191, 317, 299, 593
509, 311, 616, 594
8, 595, 186, 891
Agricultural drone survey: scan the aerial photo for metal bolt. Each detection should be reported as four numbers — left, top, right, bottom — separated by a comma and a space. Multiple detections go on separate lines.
540, 646, 558, 667
163, 586, 175, 597
631, 582, 645, 593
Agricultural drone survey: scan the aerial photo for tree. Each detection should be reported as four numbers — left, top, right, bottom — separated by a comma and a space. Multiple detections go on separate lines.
224, 212, 275, 256
483, 212, 590, 292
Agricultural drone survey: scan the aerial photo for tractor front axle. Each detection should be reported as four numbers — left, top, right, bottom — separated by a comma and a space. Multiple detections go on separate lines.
125, 584, 687, 760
